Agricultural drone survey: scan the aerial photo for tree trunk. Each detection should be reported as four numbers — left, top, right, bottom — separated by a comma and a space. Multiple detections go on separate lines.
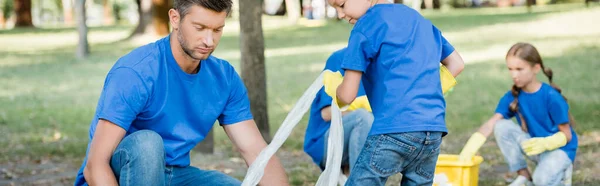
152, 0, 170, 36
194, 127, 214, 153
14, 0, 33, 27
239, 0, 271, 142
130, 0, 170, 38
62, 0, 73, 25
394, 0, 404, 3
284, 0, 300, 23
75, 0, 89, 59
130, 0, 153, 37
103, 0, 113, 25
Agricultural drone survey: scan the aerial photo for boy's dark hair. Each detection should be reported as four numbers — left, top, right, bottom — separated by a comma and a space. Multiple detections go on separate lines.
174, 0, 233, 19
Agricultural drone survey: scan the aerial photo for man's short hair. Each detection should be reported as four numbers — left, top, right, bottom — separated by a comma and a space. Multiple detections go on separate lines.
174, 0, 233, 19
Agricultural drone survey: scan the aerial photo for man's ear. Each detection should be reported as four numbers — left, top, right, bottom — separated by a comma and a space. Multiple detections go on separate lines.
169, 9, 180, 30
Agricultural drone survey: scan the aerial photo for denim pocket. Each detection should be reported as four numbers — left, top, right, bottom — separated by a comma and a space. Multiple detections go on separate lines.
370, 134, 417, 176
415, 139, 442, 180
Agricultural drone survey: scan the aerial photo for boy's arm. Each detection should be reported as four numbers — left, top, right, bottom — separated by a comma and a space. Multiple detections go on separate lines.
223, 120, 289, 185
336, 70, 363, 106
84, 119, 126, 186
441, 50, 465, 77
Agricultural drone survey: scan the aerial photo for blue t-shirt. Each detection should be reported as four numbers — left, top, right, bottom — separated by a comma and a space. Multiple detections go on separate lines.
74, 36, 253, 185
340, 4, 455, 136
303, 48, 368, 166
495, 83, 578, 162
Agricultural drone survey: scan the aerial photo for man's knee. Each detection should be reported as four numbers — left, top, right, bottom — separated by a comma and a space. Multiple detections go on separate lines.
123, 130, 164, 160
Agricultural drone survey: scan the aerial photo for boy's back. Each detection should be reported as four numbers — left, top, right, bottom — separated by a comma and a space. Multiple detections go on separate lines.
341, 4, 455, 136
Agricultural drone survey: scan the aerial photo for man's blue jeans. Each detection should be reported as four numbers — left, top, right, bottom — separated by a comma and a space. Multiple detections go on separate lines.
108, 130, 241, 186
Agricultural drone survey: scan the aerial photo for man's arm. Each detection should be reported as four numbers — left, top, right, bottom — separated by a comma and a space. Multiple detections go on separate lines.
84, 119, 127, 186
441, 50, 465, 77
336, 70, 363, 105
223, 120, 289, 186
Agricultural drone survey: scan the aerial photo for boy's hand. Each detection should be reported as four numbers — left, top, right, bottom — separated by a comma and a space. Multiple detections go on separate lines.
323, 71, 344, 105
347, 96, 372, 112
440, 65, 457, 94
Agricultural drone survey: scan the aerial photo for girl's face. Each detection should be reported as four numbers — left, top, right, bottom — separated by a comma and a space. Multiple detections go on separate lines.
328, 0, 372, 24
506, 56, 541, 88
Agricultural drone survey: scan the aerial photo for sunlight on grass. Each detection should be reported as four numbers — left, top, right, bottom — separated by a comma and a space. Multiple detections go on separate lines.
0, 6, 599, 185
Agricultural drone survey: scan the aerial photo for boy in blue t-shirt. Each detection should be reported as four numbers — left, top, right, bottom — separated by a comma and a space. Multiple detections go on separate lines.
459, 43, 577, 186
75, 0, 288, 185
324, 0, 465, 185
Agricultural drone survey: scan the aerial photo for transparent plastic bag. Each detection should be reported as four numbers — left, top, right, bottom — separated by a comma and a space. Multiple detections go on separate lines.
241, 70, 345, 186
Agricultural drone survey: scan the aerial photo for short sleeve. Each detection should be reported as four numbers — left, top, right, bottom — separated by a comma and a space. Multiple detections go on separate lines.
495, 91, 516, 119
218, 69, 254, 125
341, 31, 375, 72
434, 26, 455, 61
96, 68, 149, 130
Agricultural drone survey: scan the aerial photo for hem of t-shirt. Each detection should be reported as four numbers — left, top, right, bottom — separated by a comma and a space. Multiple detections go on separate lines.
368, 125, 448, 136
219, 116, 254, 125
341, 64, 366, 72
97, 115, 130, 131
496, 112, 512, 120
559, 145, 577, 162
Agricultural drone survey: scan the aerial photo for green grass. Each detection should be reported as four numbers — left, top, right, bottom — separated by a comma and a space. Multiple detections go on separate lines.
1, 3, 599, 184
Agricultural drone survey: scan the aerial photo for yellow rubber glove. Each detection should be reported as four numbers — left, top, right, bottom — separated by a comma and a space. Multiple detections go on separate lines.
521, 132, 567, 156
323, 70, 346, 107
347, 96, 372, 112
459, 132, 487, 161
440, 65, 457, 94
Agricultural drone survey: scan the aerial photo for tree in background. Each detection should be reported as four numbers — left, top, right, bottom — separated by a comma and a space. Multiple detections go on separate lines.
239, 0, 271, 142
130, 0, 171, 38
14, 0, 33, 27
75, 0, 89, 59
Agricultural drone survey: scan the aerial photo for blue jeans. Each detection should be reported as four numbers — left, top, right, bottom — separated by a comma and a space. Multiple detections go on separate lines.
108, 130, 241, 186
346, 131, 443, 186
494, 119, 573, 186
322, 109, 374, 171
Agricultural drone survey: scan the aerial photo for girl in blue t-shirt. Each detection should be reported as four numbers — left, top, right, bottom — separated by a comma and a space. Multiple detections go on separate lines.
460, 43, 577, 186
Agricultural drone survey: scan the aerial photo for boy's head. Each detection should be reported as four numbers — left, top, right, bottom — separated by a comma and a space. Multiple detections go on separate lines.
169, 0, 233, 60
328, 0, 374, 24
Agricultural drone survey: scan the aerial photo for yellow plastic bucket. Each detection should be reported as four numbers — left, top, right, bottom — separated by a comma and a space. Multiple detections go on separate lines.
433, 154, 484, 186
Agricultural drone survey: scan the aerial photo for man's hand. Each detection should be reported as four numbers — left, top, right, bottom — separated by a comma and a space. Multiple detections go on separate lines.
84, 119, 126, 186
223, 120, 289, 186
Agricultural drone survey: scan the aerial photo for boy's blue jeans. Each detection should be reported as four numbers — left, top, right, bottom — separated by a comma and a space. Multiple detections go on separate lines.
105, 130, 241, 186
346, 131, 443, 186
494, 119, 573, 186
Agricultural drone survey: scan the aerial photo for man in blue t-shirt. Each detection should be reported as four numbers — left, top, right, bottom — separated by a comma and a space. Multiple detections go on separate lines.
304, 48, 374, 174
74, 0, 289, 185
